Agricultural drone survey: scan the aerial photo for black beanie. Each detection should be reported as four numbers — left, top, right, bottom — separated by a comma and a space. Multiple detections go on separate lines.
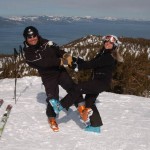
23, 26, 39, 39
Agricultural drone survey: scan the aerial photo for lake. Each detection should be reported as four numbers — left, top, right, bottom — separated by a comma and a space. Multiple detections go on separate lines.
0, 20, 150, 54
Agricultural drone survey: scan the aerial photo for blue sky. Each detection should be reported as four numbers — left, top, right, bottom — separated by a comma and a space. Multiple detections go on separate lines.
1, 0, 150, 20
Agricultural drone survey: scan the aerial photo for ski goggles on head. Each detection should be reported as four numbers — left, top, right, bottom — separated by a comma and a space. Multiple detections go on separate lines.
102, 35, 122, 47
104, 35, 116, 44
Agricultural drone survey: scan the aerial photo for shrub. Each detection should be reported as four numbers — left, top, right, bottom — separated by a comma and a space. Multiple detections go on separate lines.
0, 35, 150, 97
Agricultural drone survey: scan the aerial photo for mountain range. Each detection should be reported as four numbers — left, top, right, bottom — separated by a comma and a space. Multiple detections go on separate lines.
0, 16, 150, 26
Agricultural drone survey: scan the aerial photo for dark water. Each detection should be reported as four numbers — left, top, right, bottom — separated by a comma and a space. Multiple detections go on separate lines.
0, 21, 150, 54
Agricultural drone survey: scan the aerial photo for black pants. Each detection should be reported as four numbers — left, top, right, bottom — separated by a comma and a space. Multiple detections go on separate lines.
42, 70, 83, 118
61, 79, 111, 127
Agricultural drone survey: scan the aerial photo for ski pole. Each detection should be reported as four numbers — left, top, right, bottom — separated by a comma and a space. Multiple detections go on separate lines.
14, 48, 19, 104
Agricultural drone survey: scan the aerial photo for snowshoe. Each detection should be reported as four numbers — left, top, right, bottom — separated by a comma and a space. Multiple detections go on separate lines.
85, 125, 101, 133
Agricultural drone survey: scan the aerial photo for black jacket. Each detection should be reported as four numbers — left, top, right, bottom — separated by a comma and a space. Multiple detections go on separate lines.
23, 37, 66, 77
78, 49, 116, 82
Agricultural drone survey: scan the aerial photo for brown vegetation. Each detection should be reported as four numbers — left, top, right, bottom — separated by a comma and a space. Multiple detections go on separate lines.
0, 35, 150, 97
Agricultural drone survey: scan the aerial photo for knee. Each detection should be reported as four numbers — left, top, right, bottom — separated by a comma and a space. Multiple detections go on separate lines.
86, 99, 95, 108
46, 93, 59, 103
46, 97, 51, 103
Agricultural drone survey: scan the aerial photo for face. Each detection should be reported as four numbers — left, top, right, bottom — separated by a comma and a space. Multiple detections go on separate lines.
104, 41, 114, 49
26, 35, 38, 45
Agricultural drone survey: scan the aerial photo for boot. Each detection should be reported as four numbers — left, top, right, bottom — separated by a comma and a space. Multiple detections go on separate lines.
48, 117, 59, 132
78, 105, 86, 123
85, 125, 101, 133
78, 105, 85, 116
49, 99, 63, 114
81, 108, 93, 122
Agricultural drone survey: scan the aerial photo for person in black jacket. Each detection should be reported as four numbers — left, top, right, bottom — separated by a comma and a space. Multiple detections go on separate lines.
49, 35, 123, 133
23, 26, 84, 132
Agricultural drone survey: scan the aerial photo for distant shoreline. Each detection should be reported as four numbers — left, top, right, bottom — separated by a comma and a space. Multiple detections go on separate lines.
0, 17, 150, 54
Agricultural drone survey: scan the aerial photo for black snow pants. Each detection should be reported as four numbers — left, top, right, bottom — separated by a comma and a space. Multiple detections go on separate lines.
41, 70, 83, 118
60, 79, 111, 127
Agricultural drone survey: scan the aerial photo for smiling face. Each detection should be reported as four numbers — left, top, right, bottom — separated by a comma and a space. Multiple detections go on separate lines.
104, 41, 114, 49
102, 35, 119, 50
26, 35, 38, 45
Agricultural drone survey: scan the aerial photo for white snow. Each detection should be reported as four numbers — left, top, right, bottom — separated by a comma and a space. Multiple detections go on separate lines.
0, 76, 150, 150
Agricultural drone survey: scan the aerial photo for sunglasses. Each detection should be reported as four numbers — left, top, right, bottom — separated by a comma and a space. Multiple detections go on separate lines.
27, 34, 37, 39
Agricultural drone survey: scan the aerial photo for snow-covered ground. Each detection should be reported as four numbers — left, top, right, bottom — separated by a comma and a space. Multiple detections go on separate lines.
0, 76, 150, 150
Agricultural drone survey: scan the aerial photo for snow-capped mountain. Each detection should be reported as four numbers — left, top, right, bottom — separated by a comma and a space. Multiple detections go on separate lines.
1, 15, 150, 55
0, 16, 96, 25
0, 16, 150, 26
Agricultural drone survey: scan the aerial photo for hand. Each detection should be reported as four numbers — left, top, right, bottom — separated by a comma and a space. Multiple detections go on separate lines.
63, 53, 73, 66
60, 58, 68, 67
63, 53, 71, 59
66, 56, 73, 66
60, 57, 73, 67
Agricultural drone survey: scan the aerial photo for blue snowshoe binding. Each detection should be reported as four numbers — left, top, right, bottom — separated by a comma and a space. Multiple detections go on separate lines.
49, 99, 63, 114
85, 125, 101, 133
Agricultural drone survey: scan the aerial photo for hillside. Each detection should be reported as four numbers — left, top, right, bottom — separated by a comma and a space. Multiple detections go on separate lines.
0, 35, 150, 97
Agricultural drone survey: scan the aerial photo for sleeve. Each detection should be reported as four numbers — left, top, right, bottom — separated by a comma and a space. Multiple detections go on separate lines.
25, 52, 61, 69
27, 57, 61, 69
78, 54, 114, 70
47, 41, 66, 57
24, 44, 62, 69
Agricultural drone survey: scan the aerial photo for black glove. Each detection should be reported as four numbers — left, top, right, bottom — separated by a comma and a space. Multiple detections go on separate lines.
71, 61, 78, 72
76, 57, 85, 64
72, 57, 85, 64
70, 57, 85, 72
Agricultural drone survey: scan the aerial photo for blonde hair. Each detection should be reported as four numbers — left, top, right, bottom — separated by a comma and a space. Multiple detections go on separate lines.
111, 48, 124, 62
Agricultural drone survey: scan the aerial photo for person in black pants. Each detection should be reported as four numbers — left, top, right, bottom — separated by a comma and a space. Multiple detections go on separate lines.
49, 35, 123, 133
23, 26, 84, 132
